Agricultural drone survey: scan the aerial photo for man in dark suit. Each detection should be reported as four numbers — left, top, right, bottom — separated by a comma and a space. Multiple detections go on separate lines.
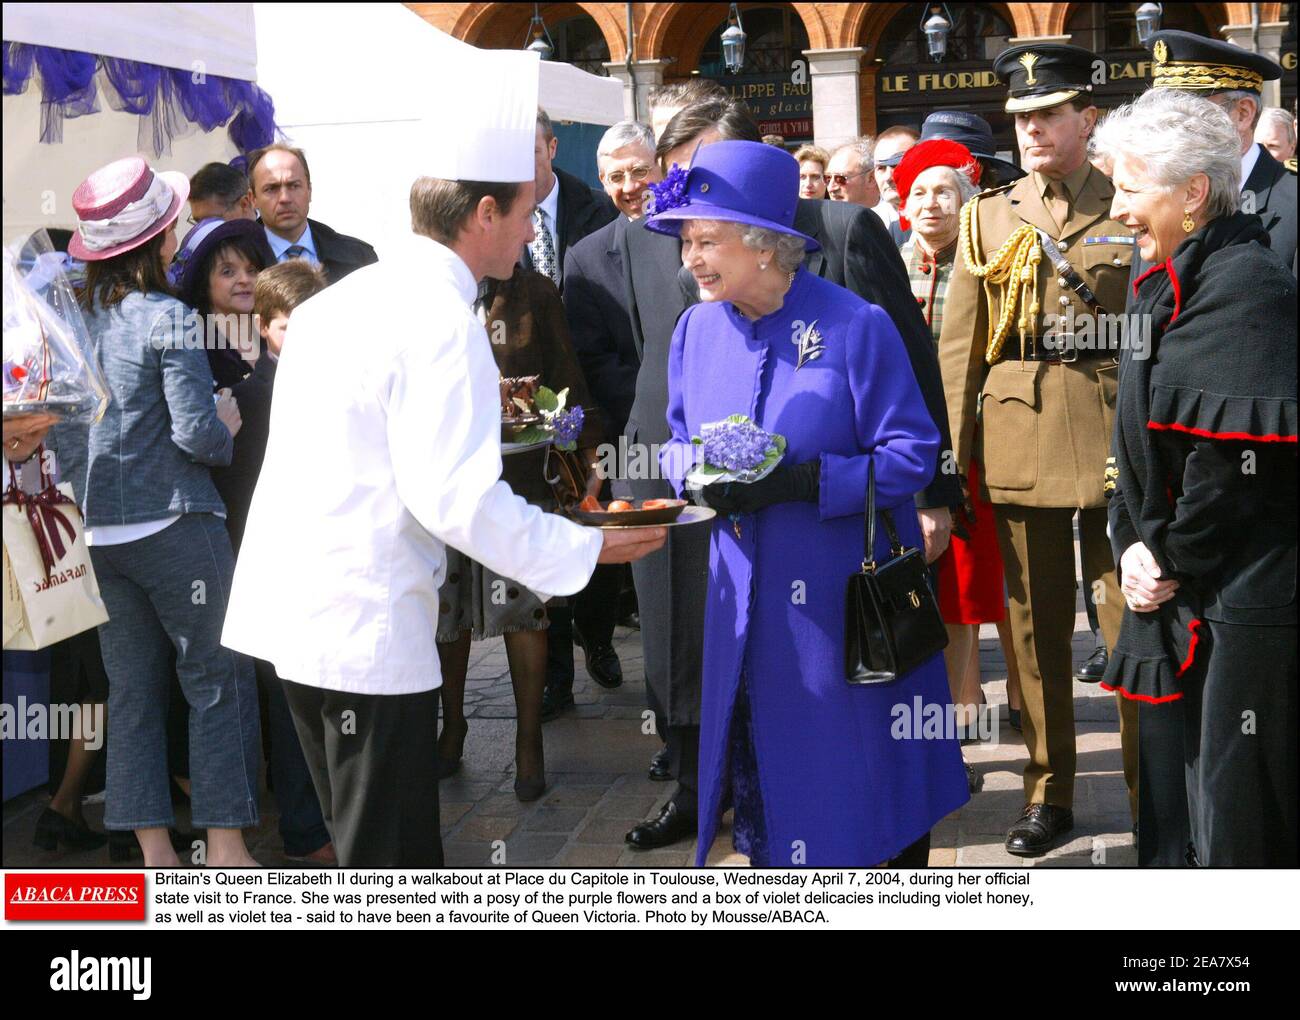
248, 144, 378, 284
1147, 31, 1296, 275
525, 109, 623, 715
524, 109, 619, 291
563, 121, 660, 450
618, 99, 961, 851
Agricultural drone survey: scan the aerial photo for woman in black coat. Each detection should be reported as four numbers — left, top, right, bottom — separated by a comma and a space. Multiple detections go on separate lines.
1093, 90, 1297, 866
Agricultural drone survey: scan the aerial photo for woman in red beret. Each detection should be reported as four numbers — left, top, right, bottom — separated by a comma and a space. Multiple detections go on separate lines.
897, 141, 1010, 781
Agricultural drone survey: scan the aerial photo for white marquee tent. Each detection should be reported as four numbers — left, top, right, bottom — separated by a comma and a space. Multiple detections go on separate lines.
2, 3, 626, 258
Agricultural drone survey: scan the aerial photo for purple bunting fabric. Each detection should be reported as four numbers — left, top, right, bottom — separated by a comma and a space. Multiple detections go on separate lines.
2, 41, 277, 155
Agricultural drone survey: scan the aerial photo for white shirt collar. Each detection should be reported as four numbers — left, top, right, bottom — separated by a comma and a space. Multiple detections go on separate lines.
1241, 143, 1262, 192
536, 173, 559, 229
417, 235, 478, 305
266, 222, 317, 261
872, 200, 900, 225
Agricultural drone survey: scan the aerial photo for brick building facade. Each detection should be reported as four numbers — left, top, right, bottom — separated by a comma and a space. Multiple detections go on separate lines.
407, 3, 1295, 152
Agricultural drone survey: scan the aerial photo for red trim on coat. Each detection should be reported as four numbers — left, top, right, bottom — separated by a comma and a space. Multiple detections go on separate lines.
1101, 682, 1185, 704
1130, 258, 1181, 320
1131, 260, 1167, 295
1175, 617, 1202, 678
1165, 258, 1182, 322
1146, 419, 1299, 443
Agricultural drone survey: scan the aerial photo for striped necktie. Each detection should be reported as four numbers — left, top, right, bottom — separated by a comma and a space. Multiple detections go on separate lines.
532, 208, 558, 285
282, 244, 308, 262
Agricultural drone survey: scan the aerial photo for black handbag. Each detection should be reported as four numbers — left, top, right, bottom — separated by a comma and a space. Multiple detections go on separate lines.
845, 461, 948, 684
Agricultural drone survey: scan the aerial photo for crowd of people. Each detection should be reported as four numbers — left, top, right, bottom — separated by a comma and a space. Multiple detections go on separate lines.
5, 28, 1296, 869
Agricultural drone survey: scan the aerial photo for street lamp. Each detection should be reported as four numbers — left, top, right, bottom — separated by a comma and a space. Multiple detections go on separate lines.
524, 3, 554, 60
1136, 3, 1163, 47
721, 4, 747, 74
921, 5, 954, 63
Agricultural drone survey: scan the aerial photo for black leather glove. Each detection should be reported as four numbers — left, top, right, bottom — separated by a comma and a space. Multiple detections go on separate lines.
698, 460, 821, 515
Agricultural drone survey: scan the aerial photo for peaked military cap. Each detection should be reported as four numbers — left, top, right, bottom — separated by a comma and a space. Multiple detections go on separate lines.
1148, 29, 1282, 95
993, 43, 1096, 113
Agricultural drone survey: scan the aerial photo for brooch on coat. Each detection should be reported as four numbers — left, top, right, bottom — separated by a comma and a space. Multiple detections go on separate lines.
793, 320, 825, 370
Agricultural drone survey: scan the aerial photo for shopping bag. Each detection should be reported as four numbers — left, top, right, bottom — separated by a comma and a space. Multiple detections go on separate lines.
2, 458, 108, 649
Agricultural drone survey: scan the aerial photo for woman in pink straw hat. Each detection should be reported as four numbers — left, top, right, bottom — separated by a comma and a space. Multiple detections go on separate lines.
48, 156, 261, 866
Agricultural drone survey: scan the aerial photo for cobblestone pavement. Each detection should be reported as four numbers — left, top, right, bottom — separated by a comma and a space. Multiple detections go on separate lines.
4, 604, 1134, 870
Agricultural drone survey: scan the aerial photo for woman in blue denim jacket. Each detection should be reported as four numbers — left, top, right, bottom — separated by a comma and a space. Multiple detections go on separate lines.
52, 157, 261, 866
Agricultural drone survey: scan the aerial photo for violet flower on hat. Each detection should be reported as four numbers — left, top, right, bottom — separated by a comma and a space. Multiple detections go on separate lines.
647, 164, 689, 216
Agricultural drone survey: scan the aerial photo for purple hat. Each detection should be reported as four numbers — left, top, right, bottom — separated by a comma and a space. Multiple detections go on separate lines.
68, 156, 189, 262
176, 217, 274, 308
644, 140, 819, 252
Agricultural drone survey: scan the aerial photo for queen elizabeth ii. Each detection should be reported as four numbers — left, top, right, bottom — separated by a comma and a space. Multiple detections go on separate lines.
646, 140, 969, 867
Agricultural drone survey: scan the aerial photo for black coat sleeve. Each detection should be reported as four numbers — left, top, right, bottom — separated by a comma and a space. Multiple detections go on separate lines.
842, 207, 959, 509
1161, 433, 1270, 583
212, 357, 275, 554
562, 244, 637, 436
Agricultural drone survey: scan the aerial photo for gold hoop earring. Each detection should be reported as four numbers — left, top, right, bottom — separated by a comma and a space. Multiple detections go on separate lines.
1182, 212, 1195, 233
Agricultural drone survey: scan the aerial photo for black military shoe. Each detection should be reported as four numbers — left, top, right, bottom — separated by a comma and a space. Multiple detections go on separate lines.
625, 802, 696, 851
648, 746, 672, 782
1074, 644, 1108, 683
577, 635, 623, 689
1005, 804, 1073, 857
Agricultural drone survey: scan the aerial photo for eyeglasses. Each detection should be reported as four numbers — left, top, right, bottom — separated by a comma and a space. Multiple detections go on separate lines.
604, 165, 653, 187
824, 170, 870, 187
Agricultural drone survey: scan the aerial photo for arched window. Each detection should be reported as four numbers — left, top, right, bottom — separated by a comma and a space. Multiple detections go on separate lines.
551, 14, 611, 77
874, 4, 1018, 155
698, 6, 810, 77
1066, 2, 1212, 52
877, 3, 1013, 65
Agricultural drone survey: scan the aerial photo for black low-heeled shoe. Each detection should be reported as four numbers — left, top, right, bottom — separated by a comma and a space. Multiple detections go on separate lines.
32, 808, 108, 853
648, 746, 672, 782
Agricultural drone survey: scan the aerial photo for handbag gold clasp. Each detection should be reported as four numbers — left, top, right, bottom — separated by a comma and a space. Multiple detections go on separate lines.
861, 559, 877, 574
908, 590, 921, 608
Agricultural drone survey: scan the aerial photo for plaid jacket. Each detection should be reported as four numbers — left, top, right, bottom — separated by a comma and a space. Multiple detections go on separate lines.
900, 236, 955, 344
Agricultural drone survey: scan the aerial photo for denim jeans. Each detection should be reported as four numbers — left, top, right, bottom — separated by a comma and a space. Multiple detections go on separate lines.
92, 513, 260, 830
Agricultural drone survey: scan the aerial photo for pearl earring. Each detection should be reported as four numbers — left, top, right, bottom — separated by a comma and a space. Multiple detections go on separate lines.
759, 262, 768, 270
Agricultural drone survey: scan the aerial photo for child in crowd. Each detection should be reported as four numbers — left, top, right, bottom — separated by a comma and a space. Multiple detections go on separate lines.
220, 257, 330, 864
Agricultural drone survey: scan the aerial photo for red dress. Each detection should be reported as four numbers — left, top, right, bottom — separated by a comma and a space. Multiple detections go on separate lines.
937, 456, 1005, 625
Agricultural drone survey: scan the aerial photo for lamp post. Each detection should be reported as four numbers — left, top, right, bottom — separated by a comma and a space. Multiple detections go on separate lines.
1136, 3, 1163, 47
721, 4, 747, 74
922, 5, 953, 63
524, 3, 554, 60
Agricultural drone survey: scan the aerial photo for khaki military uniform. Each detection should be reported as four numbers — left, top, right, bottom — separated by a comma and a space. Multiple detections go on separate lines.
939, 160, 1139, 817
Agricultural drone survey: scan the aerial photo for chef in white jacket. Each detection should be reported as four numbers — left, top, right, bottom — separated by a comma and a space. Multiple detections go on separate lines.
221, 49, 665, 867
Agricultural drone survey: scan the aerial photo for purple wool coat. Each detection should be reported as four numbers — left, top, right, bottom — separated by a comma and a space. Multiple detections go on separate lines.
662, 268, 970, 867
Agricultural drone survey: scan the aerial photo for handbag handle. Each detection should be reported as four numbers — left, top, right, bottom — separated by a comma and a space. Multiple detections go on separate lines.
4, 443, 54, 499
862, 459, 906, 572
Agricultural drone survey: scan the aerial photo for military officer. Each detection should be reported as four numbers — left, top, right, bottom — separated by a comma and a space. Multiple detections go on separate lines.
1143, 30, 1296, 275
938, 43, 1139, 857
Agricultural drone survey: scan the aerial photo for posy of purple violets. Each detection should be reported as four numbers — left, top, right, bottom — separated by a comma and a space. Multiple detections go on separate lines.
552, 405, 584, 449
699, 418, 777, 473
